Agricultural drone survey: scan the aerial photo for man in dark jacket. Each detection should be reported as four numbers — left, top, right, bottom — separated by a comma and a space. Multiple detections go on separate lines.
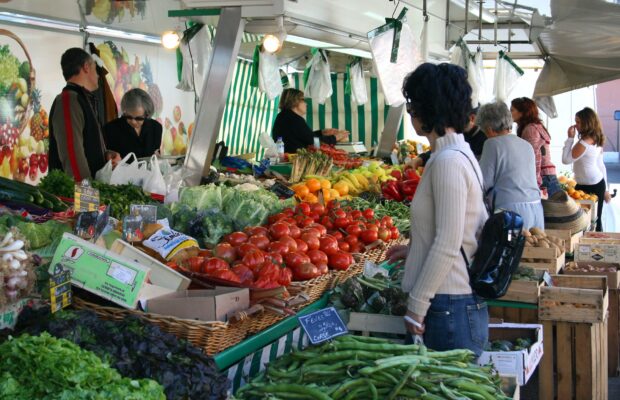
49, 48, 118, 181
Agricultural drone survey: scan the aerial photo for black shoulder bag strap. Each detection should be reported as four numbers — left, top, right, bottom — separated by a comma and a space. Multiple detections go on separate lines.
451, 149, 493, 269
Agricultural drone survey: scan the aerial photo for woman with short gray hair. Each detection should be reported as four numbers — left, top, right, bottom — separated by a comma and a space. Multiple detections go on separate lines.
477, 101, 544, 229
103, 88, 162, 158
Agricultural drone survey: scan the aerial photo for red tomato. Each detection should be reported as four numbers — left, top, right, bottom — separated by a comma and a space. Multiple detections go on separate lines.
267, 241, 290, 255
319, 235, 339, 255
278, 267, 293, 286
344, 235, 359, 247
295, 239, 309, 253
302, 233, 320, 250
282, 217, 297, 225
350, 243, 363, 253
248, 234, 270, 250
202, 258, 230, 274
366, 223, 379, 232
232, 264, 254, 285
292, 262, 319, 281
307, 249, 328, 266
362, 208, 374, 219
301, 228, 321, 238
316, 263, 329, 275
254, 276, 280, 289
284, 251, 310, 269
279, 235, 298, 253
311, 203, 325, 216
338, 241, 350, 252
257, 261, 280, 281
237, 243, 259, 258
267, 252, 284, 266
213, 243, 237, 264
390, 227, 400, 240
360, 229, 379, 244
213, 269, 241, 283
309, 212, 321, 222
267, 212, 287, 225
334, 217, 351, 229
283, 207, 295, 216
319, 216, 333, 230
300, 217, 315, 227
242, 250, 266, 271
296, 203, 311, 216
378, 227, 392, 242
328, 251, 353, 271
331, 231, 344, 241
244, 226, 269, 237
333, 209, 347, 219
350, 210, 362, 220
327, 200, 339, 210
269, 222, 291, 240
309, 223, 327, 237
289, 224, 301, 239
346, 224, 362, 237
226, 231, 248, 247
381, 216, 394, 228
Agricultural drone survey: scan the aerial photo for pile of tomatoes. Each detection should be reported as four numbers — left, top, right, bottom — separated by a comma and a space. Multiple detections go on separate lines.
179, 200, 400, 289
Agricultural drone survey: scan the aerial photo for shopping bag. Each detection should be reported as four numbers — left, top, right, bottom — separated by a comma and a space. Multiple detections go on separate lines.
603, 198, 620, 232
493, 51, 524, 102
109, 153, 147, 186
349, 61, 368, 105
258, 49, 283, 100
95, 160, 114, 184
143, 155, 167, 196
304, 49, 332, 104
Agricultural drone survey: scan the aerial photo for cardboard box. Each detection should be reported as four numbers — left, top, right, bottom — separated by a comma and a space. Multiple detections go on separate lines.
576, 239, 620, 263
147, 287, 250, 322
478, 323, 544, 385
110, 239, 190, 291
50, 233, 176, 309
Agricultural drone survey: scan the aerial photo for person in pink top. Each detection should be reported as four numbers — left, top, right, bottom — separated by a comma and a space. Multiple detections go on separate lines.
510, 97, 561, 196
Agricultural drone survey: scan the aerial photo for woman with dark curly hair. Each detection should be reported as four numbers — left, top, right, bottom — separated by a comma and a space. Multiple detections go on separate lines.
386, 63, 488, 356
562, 107, 610, 231
510, 97, 560, 196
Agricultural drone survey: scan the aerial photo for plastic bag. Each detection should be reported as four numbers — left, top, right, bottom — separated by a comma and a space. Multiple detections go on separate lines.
259, 131, 278, 161
177, 25, 212, 92
109, 153, 148, 186
368, 22, 419, 106
143, 155, 167, 196
350, 62, 368, 105
603, 199, 620, 232
468, 50, 488, 107
258, 49, 283, 100
419, 17, 429, 62
164, 166, 193, 204
95, 160, 114, 184
493, 51, 524, 102
304, 49, 332, 104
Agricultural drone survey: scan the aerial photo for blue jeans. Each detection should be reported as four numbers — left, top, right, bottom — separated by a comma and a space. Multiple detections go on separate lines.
407, 294, 488, 357
542, 174, 562, 197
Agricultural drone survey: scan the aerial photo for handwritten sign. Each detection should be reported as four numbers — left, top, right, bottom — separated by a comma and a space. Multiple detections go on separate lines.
49, 263, 72, 313
298, 306, 348, 345
74, 183, 99, 212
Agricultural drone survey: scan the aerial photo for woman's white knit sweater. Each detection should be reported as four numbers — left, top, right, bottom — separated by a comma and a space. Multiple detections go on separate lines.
402, 133, 487, 316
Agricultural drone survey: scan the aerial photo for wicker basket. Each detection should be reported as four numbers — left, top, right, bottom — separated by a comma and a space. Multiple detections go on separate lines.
72, 297, 248, 356
288, 272, 333, 303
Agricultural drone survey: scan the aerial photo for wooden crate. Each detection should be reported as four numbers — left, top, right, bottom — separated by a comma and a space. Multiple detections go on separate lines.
563, 262, 620, 376
500, 278, 544, 304
539, 319, 608, 400
539, 275, 608, 323
521, 246, 565, 274
489, 305, 539, 324
577, 199, 598, 223
545, 229, 583, 254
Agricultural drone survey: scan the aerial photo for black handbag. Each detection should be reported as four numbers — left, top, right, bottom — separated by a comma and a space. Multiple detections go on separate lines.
454, 150, 526, 299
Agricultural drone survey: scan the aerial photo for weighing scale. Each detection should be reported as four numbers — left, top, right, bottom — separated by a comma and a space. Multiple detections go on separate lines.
335, 142, 368, 154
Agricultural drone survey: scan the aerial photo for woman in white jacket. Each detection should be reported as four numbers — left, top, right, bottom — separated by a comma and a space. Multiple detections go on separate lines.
562, 107, 610, 231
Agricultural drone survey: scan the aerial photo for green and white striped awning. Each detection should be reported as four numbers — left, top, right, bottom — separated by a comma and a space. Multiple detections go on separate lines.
217, 60, 404, 158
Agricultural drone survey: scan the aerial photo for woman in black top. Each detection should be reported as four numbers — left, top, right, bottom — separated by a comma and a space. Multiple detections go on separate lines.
103, 88, 162, 158
272, 88, 348, 153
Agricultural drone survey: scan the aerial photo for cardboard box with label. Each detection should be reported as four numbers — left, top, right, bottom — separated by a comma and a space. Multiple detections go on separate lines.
50, 233, 179, 309
478, 323, 544, 385
147, 287, 249, 322
576, 239, 620, 263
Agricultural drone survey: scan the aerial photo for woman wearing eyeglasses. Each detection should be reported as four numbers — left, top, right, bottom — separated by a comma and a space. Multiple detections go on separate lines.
103, 88, 162, 158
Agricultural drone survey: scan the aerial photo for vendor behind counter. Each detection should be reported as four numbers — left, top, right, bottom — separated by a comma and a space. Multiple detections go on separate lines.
272, 88, 348, 153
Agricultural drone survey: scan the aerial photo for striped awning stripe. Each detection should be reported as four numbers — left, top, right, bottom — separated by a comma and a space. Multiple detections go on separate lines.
218, 60, 404, 157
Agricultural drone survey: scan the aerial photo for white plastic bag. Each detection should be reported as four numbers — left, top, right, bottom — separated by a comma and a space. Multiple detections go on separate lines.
493, 51, 524, 102
143, 155, 167, 195
109, 153, 148, 186
95, 160, 114, 184
177, 25, 212, 92
603, 199, 620, 232
259, 131, 278, 161
304, 50, 332, 104
468, 50, 488, 107
419, 17, 429, 62
258, 49, 283, 100
350, 62, 368, 105
368, 22, 420, 106
176, 40, 194, 92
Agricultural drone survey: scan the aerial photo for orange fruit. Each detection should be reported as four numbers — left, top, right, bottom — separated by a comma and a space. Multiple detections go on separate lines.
305, 178, 321, 193
321, 188, 331, 202
304, 193, 318, 203
293, 184, 310, 198
320, 178, 331, 190
329, 188, 340, 199
333, 181, 349, 196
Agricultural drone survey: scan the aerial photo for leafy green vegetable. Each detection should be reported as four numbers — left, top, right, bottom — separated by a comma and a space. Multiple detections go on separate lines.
0, 215, 71, 250
0, 332, 165, 399
0, 44, 20, 94
38, 169, 75, 198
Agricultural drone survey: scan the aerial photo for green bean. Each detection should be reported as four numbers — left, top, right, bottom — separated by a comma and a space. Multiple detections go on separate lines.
334, 335, 392, 344
457, 391, 487, 400
420, 365, 494, 385
375, 354, 438, 366
332, 342, 420, 353
388, 363, 417, 400
305, 350, 391, 365
248, 384, 331, 400
375, 370, 400, 385
421, 393, 448, 400
332, 379, 367, 400
440, 382, 468, 400
286, 360, 301, 372
446, 379, 497, 400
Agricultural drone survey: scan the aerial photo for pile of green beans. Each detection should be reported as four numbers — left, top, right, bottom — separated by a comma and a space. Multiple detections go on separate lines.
233, 335, 512, 400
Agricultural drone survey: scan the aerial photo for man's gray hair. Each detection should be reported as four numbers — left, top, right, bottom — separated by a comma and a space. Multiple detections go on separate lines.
475, 101, 513, 133
120, 88, 155, 117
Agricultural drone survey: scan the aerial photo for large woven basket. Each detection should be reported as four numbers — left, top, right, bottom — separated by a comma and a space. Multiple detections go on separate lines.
73, 297, 248, 356
288, 271, 333, 303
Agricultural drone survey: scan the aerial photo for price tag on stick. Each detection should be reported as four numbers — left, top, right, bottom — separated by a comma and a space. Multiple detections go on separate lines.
298, 306, 348, 345
49, 263, 72, 313
74, 182, 99, 212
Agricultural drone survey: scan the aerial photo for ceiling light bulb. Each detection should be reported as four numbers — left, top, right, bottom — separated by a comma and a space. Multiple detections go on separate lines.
162, 30, 180, 49
263, 34, 281, 53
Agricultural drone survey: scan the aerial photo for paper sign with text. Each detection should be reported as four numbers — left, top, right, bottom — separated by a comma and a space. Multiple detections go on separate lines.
298, 306, 348, 345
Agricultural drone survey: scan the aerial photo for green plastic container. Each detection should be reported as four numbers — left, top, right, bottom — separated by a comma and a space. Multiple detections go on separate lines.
269, 163, 292, 176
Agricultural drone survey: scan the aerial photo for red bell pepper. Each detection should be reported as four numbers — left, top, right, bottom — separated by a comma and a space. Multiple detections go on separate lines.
403, 168, 420, 182
382, 181, 403, 202
390, 169, 402, 180
400, 179, 418, 197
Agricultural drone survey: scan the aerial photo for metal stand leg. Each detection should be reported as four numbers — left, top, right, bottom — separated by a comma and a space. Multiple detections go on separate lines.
183, 7, 245, 186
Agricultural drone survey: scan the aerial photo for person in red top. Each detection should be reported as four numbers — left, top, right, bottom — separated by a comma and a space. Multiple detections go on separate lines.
510, 97, 561, 196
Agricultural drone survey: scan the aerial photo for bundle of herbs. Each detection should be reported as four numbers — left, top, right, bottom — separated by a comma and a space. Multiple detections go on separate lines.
13, 307, 230, 400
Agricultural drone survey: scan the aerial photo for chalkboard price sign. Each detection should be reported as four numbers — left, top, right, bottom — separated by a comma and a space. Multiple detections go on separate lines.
298, 306, 348, 345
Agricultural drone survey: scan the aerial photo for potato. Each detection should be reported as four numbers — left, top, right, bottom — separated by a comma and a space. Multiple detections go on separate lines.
523, 230, 532, 237
538, 241, 550, 248
534, 234, 545, 240
530, 227, 546, 237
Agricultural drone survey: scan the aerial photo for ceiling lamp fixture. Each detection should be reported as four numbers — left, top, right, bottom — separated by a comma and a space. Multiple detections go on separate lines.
161, 30, 181, 49
262, 16, 286, 54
